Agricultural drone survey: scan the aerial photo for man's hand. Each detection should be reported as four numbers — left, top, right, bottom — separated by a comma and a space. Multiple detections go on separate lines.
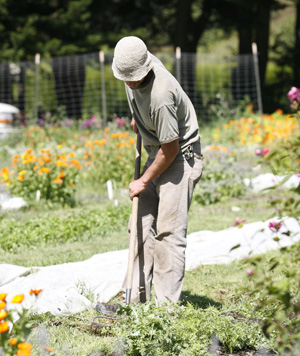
131, 117, 138, 133
128, 139, 179, 200
129, 177, 148, 200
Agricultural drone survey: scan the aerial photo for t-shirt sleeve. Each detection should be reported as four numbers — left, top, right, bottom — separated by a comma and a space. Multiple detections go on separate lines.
151, 105, 179, 144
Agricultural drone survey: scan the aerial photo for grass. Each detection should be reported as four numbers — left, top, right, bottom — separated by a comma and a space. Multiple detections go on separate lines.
1, 189, 284, 355
0, 191, 275, 267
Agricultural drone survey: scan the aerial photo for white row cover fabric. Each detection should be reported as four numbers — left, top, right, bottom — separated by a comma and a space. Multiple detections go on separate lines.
1, 216, 299, 317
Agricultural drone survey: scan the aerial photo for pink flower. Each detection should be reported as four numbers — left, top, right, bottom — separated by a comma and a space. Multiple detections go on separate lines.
115, 117, 125, 127
255, 148, 270, 156
287, 87, 300, 102
246, 268, 254, 275
268, 220, 282, 232
290, 101, 299, 110
233, 218, 247, 226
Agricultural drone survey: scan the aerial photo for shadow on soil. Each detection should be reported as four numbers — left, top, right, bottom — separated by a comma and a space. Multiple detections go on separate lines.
181, 291, 222, 309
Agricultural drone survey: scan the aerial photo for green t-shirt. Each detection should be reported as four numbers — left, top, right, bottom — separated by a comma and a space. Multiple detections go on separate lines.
125, 54, 200, 159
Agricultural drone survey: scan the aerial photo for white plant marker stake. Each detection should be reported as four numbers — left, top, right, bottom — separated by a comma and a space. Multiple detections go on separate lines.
36, 190, 41, 202
107, 180, 114, 200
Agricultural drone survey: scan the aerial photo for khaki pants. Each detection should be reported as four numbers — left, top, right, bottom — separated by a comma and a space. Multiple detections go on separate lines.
123, 150, 203, 304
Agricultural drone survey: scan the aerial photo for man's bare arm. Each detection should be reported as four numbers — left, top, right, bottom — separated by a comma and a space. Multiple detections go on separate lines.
129, 139, 179, 200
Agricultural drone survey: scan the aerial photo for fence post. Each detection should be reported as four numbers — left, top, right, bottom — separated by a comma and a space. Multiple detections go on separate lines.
252, 43, 263, 115
34, 53, 40, 121
175, 47, 181, 84
99, 51, 107, 126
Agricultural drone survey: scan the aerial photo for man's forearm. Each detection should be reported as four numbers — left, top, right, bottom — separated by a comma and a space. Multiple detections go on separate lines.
129, 139, 179, 199
141, 140, 179, 185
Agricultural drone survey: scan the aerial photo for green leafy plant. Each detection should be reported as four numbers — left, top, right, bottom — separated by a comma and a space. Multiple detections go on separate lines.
112, 302, 268, 356
241, 88, 300, 355
0, 204, 130, 253
194, 145, 248, 205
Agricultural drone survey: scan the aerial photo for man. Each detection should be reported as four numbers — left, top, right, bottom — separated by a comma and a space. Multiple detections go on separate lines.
103, 36, 203, 308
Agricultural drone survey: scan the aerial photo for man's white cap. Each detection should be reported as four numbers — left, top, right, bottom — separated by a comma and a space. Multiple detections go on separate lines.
112, 36, 153, 81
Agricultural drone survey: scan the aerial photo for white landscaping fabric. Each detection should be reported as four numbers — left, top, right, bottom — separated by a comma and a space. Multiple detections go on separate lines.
1, 216, 300, 317
244, 173, 299, 192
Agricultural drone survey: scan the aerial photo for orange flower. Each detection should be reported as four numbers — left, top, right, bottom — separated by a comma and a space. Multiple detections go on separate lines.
104, 127, 109, 132
69, 152, 75, 157
42, 155, 52, 162
0, 310, 8, 321
59, 171, 65, 178
69, 182, 74, 187
1, 167, 9, 175
11, 294, 24, 303
54, 177, 63, 184
77, 164, 82, 170
18, 342, 32, 350
9, 338, 17, 345
17, 342, 32, 355
25, 148, 33, 155
0, 294, 7, 301
29, 289, 42, 296
0, 301, 6, 309
94, 139, 106, 146
70, 159, 79, 166
18, 175, 24, 182
41, 345, 54, 352
0, 321, 9, 333
40, 167, 50, 174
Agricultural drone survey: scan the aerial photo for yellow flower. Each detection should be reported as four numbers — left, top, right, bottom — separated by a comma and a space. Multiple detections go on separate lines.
19, 170, 26, 176
11, 294, 24, 303
213, 133, 219, 141
57, 144, 63, 149
0, 310, 8, 321
55, 160, 68, 167
0, 294, 7, 301
0, 321, 9, 333
1, 167, 9, 175
18, 175, 24, 181
0, 301, 6, 309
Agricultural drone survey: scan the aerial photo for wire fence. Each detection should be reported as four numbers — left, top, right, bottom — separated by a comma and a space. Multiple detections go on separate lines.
0, 49, 261, 123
